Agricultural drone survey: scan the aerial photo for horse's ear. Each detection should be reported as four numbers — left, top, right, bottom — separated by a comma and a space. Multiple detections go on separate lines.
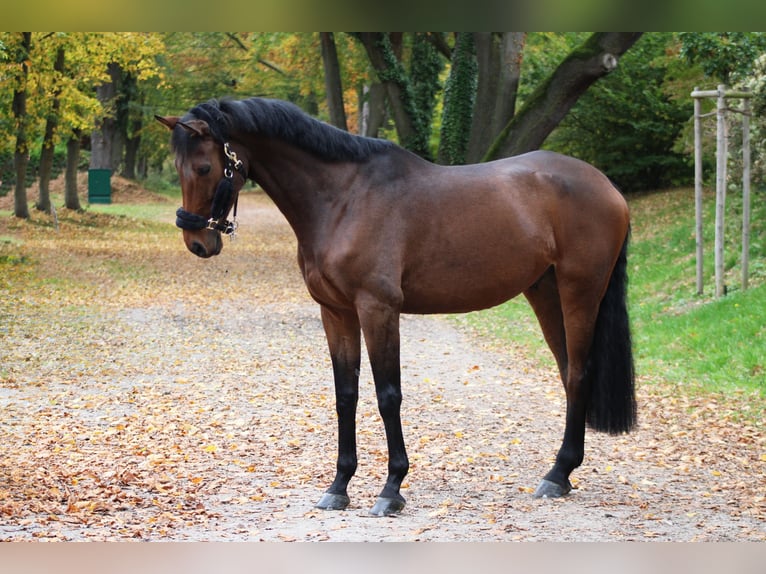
155, 115, 180, 131
155, 115, 209, 138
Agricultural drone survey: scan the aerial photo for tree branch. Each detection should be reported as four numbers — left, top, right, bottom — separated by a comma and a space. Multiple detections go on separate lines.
483, 32, 643, 161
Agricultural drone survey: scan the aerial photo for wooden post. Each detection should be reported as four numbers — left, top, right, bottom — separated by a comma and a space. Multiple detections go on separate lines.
690, 86, 752, 298
741, 95, 751, 291
693, 89, 704, 295
714, 85, 727, 298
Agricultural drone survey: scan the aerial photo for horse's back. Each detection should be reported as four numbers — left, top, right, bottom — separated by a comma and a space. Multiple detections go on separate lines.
389, 150, 629, 314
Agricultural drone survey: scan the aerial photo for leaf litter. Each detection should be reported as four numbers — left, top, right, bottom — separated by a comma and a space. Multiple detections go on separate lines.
0, 192, 764, 541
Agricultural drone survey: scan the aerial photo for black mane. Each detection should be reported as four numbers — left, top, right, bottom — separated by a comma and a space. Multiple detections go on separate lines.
173, 97, 395, 162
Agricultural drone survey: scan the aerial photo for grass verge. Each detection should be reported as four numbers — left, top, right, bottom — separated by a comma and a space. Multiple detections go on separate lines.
456, 187, 765, 397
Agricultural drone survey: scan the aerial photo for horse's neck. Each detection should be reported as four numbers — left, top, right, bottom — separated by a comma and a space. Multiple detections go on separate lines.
246, 137, 356, 246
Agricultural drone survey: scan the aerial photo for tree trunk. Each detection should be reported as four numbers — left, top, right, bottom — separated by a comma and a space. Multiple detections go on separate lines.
410, 33, 444, 152
119, 73, 139, 179
359, 83, 386, 137
357, 32, 430, 158
122, 127, 140, 179
484, 32, 643, 161
466, 32, 525, 163
37, 45, 66, 214
437, 33, 477, 165
91, 62, 124, 171
320, 32, 348, 131
12, 33, 32, 219
65, 130, 82, 211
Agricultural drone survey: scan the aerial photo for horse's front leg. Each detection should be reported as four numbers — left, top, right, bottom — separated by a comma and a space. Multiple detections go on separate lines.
358, 295, 409, 516
315, 305, 361, 511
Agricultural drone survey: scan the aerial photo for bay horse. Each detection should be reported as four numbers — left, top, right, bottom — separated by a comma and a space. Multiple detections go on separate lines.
157, 97, 636, 517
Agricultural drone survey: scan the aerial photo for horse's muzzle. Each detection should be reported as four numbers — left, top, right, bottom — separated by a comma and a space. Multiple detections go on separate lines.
185, 230, 222, 258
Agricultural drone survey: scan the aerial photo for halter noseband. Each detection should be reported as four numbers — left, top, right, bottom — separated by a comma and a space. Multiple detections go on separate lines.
176, 142, 246, 238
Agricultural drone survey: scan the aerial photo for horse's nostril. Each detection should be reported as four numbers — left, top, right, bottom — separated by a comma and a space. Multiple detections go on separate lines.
190, 241, 208, 258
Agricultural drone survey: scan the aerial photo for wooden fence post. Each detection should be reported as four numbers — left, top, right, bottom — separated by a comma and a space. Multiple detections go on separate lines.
691, 86, 752, 298
741, 95, 751, 292
714, 85, 727, 298
694, 89, 704, 295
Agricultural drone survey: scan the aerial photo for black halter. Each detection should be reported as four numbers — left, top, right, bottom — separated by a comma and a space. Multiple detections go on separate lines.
176, 142, 246, 237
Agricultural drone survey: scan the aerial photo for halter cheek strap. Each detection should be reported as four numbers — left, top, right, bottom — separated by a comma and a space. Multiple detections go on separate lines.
176, 142, 245, 237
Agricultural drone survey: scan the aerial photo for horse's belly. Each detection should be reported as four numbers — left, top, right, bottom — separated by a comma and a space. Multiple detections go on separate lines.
400, 261, 544, 315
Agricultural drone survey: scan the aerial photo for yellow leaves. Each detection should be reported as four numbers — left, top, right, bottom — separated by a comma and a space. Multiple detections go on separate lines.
2, 193, 765, 543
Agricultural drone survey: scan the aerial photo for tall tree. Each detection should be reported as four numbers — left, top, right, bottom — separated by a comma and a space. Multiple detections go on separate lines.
438, 33, 477, 165
410, 32, 444, 153
466, 32, 525, 163
36, 43, 66, 214
320, 32, 348, 131
64, 129, 82, 210
357, 32, 432, 158
121, 72, 142, 179
91, 61, 123, 172
354, 32, 641, 164
11, 32, 32, 219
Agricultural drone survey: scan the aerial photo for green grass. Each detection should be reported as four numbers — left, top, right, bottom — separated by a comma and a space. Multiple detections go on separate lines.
629, 187, 765, 394
88, 202, 174, 223
456, 187, 766, 396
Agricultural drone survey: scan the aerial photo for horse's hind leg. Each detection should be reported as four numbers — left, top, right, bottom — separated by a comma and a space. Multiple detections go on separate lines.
523, 266, 568, 381
523, 268, 578, 498
315, 305, 362, 511
534, 274, 604, 498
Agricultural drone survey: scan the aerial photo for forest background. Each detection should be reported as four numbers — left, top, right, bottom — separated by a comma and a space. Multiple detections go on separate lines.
1, 31, 765, 394
1, 32, 765, 209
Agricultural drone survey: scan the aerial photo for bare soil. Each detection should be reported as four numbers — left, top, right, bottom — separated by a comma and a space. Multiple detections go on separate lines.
0, 192, 763, 541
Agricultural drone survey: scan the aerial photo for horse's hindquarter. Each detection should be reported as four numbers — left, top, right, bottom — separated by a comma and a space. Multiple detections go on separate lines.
397, 152, 629, 315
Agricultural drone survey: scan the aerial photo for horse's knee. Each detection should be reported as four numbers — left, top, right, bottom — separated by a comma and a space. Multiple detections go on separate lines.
375, 386, 402, 417
335, 389, 358, 414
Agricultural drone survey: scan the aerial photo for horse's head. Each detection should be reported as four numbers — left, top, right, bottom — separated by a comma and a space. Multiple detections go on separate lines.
156, 115, 245, 258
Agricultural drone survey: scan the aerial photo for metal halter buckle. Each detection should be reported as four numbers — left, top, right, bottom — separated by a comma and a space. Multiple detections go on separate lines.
224, 142, 244, 175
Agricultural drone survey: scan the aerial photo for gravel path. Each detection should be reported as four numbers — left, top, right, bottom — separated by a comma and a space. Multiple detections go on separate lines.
1, 194, 763, 541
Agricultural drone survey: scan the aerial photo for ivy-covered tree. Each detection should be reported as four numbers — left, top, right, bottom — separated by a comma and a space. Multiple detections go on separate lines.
357, 33, 433, 159
351, 32, 642, 165
437, 33, 476, 165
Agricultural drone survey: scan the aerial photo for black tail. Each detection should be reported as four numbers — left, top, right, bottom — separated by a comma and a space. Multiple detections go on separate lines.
585, 231, 637, 434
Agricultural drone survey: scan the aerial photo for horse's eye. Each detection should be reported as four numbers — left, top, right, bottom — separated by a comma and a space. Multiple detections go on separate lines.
197, 164, 211, 176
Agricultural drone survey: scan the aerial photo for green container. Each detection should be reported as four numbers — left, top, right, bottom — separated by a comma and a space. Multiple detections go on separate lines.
88, 169, 112, 204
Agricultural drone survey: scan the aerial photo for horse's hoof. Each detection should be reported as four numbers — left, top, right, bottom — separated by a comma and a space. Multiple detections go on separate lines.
369, 496, 405, 517
315, 492, 350, 510
533, 479, 572, 499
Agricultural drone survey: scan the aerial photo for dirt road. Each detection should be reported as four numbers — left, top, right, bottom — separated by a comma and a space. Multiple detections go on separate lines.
1, 194, 763, 541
